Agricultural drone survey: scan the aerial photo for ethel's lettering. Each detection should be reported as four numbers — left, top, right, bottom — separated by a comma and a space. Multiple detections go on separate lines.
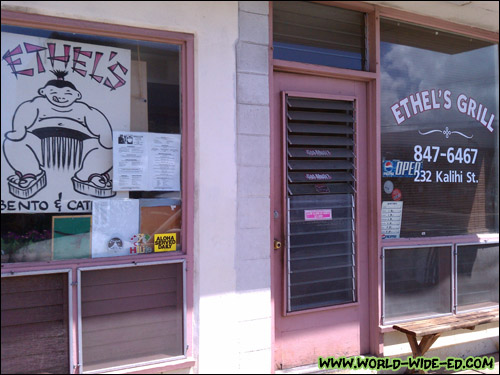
391, 89, 495, 132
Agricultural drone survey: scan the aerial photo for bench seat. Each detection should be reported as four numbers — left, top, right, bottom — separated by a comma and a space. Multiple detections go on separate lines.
392, 308, 499, 373
393, 308, 499, 337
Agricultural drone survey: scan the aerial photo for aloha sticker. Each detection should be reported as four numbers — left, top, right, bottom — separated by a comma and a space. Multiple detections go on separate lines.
154, 233, 177, 252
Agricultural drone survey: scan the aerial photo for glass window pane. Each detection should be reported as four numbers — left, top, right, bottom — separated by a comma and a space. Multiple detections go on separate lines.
81, 263, 184, 372
1, 25, 182, 262
1, 273, 70, 374
273, 1, 366, 70
384, 246, 452, 323
457, 243, 499, 311
380, 19, 499, 238
285, 96, 356, 312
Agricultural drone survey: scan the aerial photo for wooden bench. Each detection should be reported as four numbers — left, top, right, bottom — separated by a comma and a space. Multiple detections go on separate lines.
392, 308, 499, 373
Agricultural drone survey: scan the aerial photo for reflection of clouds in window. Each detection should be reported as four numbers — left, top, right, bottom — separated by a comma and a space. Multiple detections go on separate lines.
380, 20, 499, 239
381, 42, 499, 130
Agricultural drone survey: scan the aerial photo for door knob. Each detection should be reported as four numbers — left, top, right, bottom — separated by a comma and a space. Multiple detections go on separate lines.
274, 240, 282, 250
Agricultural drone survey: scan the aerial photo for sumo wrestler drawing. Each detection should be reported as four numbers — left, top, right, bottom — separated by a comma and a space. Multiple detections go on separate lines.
3, 70, 116, 199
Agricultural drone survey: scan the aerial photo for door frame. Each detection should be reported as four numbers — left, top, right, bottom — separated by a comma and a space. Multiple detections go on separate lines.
268, 0, 500, 369
270, 59, 382, 369
268, 4, 382, 367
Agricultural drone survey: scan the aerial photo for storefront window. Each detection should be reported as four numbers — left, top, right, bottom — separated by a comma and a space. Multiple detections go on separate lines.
381, 20, 499, 323
80, 262, 184, 372
456, 242, 499, 311
380, 19, 499, 238
1, 272, 70, 374
383, 245, 452, 322
1, 16, 191, 374
1, 25, 182, 262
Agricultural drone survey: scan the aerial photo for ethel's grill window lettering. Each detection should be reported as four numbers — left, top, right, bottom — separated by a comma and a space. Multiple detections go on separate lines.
1, 25, 182, 262
380, 19, 499, 238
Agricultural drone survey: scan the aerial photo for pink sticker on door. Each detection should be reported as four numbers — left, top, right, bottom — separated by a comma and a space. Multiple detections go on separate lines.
304, 209, 332, 221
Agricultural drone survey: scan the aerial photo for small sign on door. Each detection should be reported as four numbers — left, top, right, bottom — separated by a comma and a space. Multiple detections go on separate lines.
304, 209, 332, 221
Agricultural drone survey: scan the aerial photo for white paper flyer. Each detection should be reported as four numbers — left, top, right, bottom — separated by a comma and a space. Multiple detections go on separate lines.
381, 201, 403, 239
91, 199, 139, 258
113, 131, 181, 191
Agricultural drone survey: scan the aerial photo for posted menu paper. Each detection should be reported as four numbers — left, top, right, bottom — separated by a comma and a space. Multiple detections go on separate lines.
113, 131, 181, 191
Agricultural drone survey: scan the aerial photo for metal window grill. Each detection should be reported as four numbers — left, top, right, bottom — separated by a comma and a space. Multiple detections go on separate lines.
285, 95, 357, 312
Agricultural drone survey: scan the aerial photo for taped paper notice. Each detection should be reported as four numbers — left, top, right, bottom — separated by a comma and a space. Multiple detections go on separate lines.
92, 199, 139, 258
304, 209, 332, 221
113, 131, 181, 191
381, 201, 403, 239
154, 233, 177, 252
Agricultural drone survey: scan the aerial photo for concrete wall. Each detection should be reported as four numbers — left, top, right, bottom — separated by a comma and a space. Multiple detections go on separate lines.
235, 1, 272, 373
1, 1, 274, 373
0, 1, 242, 373
1, 1, 498, 373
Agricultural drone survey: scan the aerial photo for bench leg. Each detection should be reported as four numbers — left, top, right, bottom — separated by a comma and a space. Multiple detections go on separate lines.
405, 333, 441, 374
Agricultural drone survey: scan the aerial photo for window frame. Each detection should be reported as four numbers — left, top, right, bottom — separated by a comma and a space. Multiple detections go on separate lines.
377, 7, 499, 326
377, 7, 499, 250
272, 0, 369, 71
270, 0, 499, 356
382, 244, 454, 325
382, 239, 500, 324
77, 259, 187, 374
378, 16, 500, 241
455, 240, 499, 314
0, 10, 195, 268
1, 269, 74, 374
1, 10, 195, 373
269, 4, 382, 360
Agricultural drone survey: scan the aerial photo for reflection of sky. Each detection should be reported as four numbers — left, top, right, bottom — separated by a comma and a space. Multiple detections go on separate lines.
1, 25, 180, 52
381, 42, 499, 132
273, 42, 363, 70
